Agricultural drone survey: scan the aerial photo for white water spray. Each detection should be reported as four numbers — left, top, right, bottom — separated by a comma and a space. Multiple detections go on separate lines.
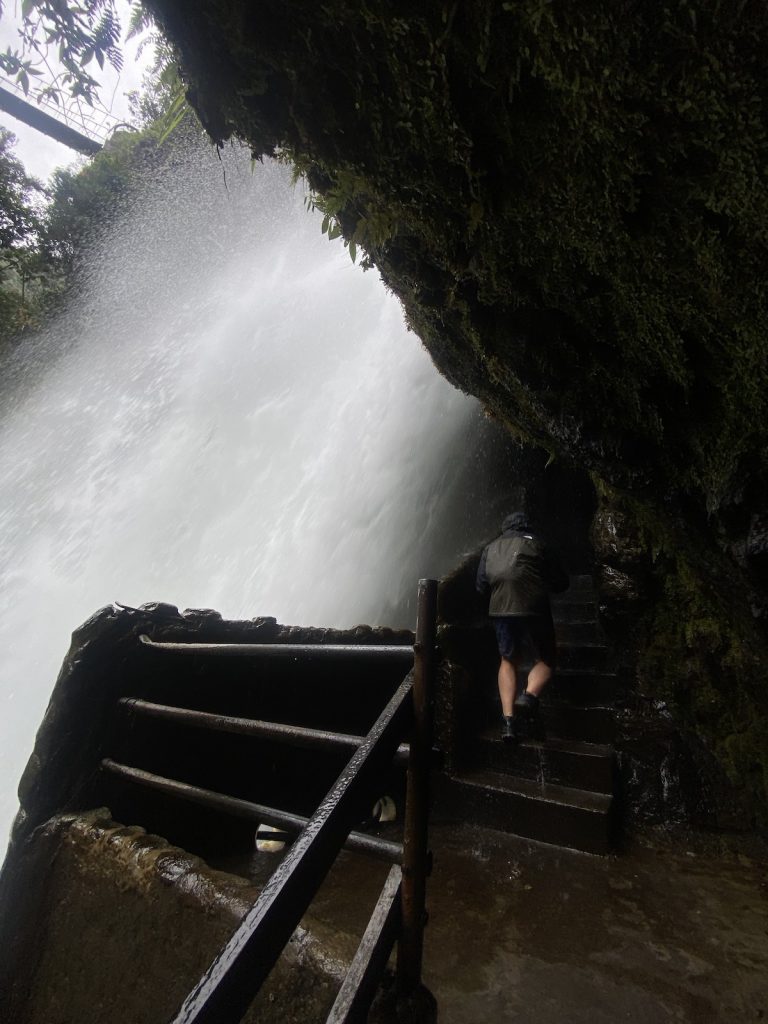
0, 140, 502, 845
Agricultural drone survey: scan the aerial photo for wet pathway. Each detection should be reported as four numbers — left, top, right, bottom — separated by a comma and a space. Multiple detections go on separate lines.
298, 824, 768, 1022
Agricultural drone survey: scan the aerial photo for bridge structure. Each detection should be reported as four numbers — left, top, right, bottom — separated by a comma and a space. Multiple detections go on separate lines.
0, 76, 125, 155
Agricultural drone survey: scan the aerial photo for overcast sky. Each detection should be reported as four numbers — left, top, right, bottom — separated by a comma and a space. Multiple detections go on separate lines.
0, 0, 152, 181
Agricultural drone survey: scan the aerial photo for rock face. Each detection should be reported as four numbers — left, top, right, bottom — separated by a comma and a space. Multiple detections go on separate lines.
143, 0, 768, 826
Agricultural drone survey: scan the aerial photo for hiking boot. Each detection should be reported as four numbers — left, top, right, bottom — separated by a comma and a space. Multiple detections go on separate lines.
501, 715, 518, 745
514, 691, 539, 716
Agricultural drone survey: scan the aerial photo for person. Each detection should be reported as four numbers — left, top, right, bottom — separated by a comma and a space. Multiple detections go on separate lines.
476, 511, 569, 743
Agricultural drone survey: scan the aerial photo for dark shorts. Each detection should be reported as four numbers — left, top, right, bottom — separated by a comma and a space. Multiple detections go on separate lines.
492, 614, 556, 665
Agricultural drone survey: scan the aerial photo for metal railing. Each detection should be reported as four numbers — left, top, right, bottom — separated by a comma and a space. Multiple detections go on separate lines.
100, 578, 438, 1023
0, 82, 110, 154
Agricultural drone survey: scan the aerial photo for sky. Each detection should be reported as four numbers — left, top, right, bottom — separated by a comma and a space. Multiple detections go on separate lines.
0, 0, 152, 181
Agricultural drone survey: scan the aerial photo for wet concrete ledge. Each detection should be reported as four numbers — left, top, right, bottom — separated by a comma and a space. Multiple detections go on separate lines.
0, 808, 345, 1024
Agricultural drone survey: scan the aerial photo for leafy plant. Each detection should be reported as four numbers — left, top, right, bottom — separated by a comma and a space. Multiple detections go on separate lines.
0, 127, 50, 341
0, 0, 123, 107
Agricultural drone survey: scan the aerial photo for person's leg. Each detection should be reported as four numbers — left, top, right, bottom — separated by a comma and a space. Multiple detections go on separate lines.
514, 615, 555, 730
498, 656, 518, 716
493, 618, 521, 714
493, 619, 522, 743
525, 659, 553, 697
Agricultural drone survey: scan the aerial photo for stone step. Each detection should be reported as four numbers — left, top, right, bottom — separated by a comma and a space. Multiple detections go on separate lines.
551, 575, 597, 618
545, 668, 620, 705
552, 588, 597, 606
553, 620, 603, 644
551, 600, 598, 622
435, 768, 614, 855
471, 729, 614, 794
555, 642, 609, 671
541, 702, 616, 744
480, 696, 615, 744
560, 574, 596, 596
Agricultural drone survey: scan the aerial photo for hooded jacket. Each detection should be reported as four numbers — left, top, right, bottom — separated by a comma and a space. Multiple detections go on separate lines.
476, 515, 569, 617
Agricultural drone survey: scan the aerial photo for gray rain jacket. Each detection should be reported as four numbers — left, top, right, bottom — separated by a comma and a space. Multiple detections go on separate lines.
476, 525, 569, 617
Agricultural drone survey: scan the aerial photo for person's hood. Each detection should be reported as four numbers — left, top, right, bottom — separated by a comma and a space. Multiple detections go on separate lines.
502, 511, 531, 534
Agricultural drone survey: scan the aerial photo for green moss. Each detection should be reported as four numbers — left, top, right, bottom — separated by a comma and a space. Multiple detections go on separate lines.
597, 484, 768, 822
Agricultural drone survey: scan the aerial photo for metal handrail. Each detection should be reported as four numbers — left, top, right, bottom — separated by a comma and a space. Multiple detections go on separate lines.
139, 636, 413, 659
327, 578, 438, 1023
0, 83, 104, 154
117, 697, 414, 768
109, 580, 437, 1023
101, 759, 403, 864
326, 864, 403, 1023
170, 674, 415, 1023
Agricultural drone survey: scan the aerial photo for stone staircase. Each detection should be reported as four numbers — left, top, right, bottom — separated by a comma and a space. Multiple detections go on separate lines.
437, 574, 618, 855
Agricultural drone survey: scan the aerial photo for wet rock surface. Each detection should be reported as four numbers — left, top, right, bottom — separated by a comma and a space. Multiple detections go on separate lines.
589, 488, 768, 832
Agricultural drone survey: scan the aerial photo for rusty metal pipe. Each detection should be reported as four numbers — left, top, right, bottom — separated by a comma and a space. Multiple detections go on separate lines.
139, 636, 413, 660
118, 697, 413, 767
117, 698, 443, 769
101, 759, 404, 864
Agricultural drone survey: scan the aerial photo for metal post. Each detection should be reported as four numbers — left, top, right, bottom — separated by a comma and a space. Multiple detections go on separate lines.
396, 578, 437, 994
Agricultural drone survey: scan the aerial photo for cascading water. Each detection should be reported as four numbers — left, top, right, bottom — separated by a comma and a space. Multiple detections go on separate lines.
0, 138, 511, 845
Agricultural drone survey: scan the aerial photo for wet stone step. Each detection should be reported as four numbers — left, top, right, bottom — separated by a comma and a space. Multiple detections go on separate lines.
471, 730, 614, 795
551, 579, 597, 615
545, 669, 620, 705
540, 703, 616, 745
555, 642, 610, 671
554, 620, 603, 644
480, 697, 615, 745
435, 768, 614, 855
560, 574, 597, 596
552, 592, 597, 609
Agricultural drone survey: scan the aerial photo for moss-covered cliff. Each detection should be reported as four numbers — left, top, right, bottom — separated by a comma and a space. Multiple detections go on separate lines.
145, 0, 768, 827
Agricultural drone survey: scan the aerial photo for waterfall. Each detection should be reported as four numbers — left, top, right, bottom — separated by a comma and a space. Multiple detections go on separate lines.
0, 139, 506, 844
